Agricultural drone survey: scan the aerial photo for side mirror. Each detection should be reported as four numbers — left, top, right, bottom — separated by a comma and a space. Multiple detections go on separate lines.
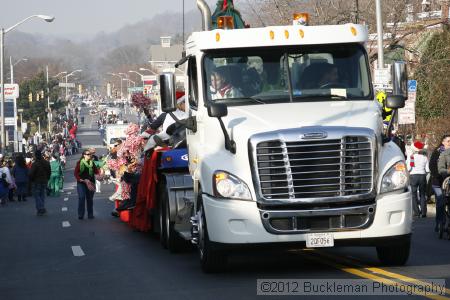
159, 73, 177, 113
386, 95, 406, 109
391, 61, 408, 99
207, 103, 228, 118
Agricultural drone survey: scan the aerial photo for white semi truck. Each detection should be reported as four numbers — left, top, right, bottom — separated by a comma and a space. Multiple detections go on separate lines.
154, 0, 412, 272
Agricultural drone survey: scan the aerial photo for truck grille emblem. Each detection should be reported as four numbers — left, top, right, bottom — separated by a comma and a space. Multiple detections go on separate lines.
300, 132, 328, 139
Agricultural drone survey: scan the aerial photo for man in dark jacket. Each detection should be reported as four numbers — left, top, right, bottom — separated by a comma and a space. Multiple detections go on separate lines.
29, 150, 51, 216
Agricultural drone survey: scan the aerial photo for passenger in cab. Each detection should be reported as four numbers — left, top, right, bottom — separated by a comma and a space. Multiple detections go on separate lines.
210, 66, 243, 99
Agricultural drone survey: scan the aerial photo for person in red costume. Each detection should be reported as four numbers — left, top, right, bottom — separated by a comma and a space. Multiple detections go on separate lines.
69, 123, 78, 139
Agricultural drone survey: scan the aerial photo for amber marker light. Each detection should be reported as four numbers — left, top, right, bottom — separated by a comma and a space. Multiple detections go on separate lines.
299, 29, 305, 38
293, 13, 309, 26
217, 16, 234, 30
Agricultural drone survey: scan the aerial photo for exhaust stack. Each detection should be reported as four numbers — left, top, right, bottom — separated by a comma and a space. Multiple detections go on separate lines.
197, 0, 212, 31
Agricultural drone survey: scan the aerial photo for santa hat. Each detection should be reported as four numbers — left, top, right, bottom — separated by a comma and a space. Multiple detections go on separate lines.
412, 141, 424, 152
176, 91, 185, 104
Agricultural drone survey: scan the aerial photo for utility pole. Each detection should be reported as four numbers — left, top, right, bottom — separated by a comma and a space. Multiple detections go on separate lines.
1, 28, 5, 152
182, 0, 185, 48
46, 65, 51, 134
375, 0, 384, 69
354, 0, 360, 24
9, 56, 13, 84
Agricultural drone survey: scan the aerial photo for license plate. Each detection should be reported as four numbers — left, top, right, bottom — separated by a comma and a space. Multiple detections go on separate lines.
306, 233, 334, 248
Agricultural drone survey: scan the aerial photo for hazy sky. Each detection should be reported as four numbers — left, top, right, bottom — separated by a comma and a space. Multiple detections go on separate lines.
1, 0, 216, 37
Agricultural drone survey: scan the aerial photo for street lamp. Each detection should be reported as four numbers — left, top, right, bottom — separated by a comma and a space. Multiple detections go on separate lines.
129, 70, 144, 89
139, 68, 158, 75
123, 78, 136, 87
54, 71, 67, 78
1, 14, 54, 152
108, 73, 123, 99
9, 57, 27, 84
64, 69, 82, 99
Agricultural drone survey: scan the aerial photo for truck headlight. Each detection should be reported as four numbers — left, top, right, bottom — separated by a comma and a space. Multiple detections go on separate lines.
213, 171, 252, 200
380, 161, 409, 193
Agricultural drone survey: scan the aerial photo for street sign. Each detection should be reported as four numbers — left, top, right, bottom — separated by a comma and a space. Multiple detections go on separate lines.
398, 91, 416, 125
59, 82, 76, 88
128, 87, 144, 94
143, 75, 157, 86
0, 84, 19, 99
5, 117, 15, 126
408, 80, 417, 92
374, 68, 391, 85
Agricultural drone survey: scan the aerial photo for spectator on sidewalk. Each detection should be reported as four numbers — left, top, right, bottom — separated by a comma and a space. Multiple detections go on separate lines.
29, 150, 51, 216
74, 150, 98, 220
0, 159, 14, 202
48, 154, 64, 197
429, 135, 450, 232
12, 155, 29, 202
407, 141, 430, 217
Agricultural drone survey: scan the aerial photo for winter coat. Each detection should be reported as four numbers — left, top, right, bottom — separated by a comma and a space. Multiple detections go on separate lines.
12, 165, 29, 184
50, 160, 63, 176
429, 148, 444, 186
29, 159, 51, 184
437, 148, 450, 179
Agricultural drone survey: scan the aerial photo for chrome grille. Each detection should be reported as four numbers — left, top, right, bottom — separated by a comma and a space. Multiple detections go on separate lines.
256, 136, 373, 200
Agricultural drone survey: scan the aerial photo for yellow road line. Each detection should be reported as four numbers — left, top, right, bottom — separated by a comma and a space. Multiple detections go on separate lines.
306, 249, 450, 296
300, 251, 449, 300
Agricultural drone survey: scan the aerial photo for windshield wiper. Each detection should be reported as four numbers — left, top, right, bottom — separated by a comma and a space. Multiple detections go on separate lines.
293, 94, 348, 100
233, 97, 266, 104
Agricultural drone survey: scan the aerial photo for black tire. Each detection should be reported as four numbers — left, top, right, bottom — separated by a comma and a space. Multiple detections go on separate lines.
376, 237, 411, 266
438, 223, 444, 239
197, 200, 227, 273
158, 183, 167, 249
164, 191, 186, 253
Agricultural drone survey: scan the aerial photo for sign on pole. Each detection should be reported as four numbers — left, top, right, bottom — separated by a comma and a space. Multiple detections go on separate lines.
128, 87, 144, 94
58, 82, 76, 88
408, 80, 417, 92
0, 84, 20, 99
398, 80, 417, 125
373, 68, 392, 90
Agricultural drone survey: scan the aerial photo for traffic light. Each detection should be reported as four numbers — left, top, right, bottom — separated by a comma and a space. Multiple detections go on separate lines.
28, 92, 33, 102
36, 93, 40, 101
40, 90, 45, 98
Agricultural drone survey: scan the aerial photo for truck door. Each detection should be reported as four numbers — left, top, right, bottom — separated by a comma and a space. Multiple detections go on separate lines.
186, 56, 202, 177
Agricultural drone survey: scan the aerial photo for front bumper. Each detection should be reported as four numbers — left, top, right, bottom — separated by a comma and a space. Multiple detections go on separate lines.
202, 189, 412, 244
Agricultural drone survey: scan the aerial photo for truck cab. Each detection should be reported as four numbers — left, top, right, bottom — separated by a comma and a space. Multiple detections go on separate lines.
159, 4, 411, 273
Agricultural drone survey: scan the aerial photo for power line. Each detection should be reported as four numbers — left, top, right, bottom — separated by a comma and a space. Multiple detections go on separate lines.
273, 0, 285, 20
246, 0, 266, 26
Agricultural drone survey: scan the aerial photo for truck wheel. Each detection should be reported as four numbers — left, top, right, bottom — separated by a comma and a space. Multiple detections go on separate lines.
376, 237, 410, 266
164, 190, 185, 253
158, 184, 167, 249
197, 202, 227, 273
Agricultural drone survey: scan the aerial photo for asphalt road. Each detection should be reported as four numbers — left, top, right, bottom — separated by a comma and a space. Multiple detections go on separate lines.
0, 108, 449, 300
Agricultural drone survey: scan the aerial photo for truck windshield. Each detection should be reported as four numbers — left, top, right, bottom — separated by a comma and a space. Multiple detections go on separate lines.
203, 43, 372, 106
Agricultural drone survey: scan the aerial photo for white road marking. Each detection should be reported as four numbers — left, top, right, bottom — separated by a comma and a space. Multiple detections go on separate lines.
62, 207, 68, 212
71, 246, 85, 257
76, 131, 100, 136
81, 145, 106, 149
62, 221, 71, 227
64, 197, 68, 201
